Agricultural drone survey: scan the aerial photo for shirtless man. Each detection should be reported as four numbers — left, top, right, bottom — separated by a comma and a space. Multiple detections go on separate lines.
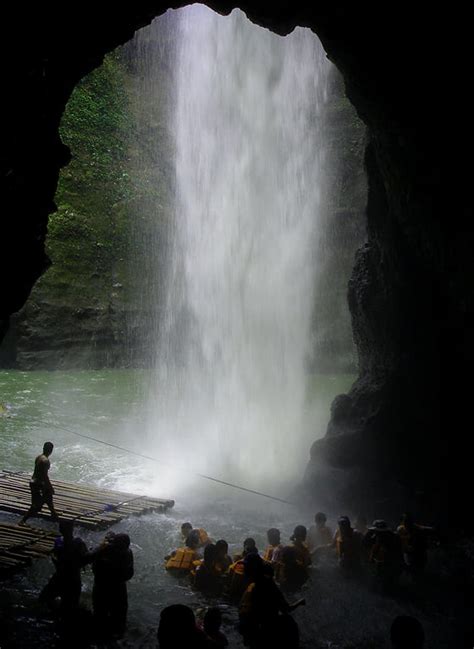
20, 441, 58, 524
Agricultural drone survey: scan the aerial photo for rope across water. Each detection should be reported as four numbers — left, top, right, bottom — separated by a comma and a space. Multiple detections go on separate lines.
28, 417, 296, 507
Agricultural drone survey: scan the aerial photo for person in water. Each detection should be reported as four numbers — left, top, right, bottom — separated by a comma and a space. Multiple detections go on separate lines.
181, 522, 210, 547
396, 512, 434, 578
332, 516, 363, 576
239, 553, 305, 649
40, 519, 88, 615
193, 544, 223, 595
233, 537, 258, 562
203, 607, 228, 647
227, 538, 259, 600
263, 528, 284, 564
214, 539, 233, 574
157, 604, 210, 649
365, 520, 403, 592
307, 513, 332, 559
20, 441, 58, 524
87, 532, 134, 639
290, 525, 311, 570
166, 529, 201, 573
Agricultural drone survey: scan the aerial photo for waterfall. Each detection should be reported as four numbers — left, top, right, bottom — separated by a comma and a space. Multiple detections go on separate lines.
137, 5, 331, 492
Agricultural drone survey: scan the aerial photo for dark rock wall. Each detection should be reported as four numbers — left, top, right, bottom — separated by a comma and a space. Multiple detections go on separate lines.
0, 3, 470, 520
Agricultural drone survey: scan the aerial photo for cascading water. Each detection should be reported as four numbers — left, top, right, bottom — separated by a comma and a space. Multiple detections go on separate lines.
138, 5, 332, 493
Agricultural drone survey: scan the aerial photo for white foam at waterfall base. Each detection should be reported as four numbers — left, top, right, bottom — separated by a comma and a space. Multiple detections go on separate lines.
140, 5, 332, 495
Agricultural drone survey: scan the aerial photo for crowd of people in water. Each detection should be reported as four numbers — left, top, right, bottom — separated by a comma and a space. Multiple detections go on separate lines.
14, 443, 433, 647
27, 511, 432, 648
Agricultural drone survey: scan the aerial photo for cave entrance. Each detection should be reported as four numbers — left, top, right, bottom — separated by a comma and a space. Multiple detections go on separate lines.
1, 5, 366, 492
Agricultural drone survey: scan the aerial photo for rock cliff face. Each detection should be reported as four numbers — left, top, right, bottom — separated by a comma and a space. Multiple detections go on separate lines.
0, 3, 470, 522
0, 33, 365, 371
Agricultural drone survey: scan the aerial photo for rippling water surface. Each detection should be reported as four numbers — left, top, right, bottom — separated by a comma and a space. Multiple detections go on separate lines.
0, 370, 461, 648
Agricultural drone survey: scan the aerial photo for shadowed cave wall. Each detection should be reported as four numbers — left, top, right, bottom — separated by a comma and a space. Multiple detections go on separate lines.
0, 2, 470, 523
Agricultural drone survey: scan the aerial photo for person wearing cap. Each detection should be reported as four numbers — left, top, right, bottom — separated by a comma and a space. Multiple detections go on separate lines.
332, 516, 362, 575
239, 553, 305, 649
40, 519, 88, 615
366, 520, 403, 591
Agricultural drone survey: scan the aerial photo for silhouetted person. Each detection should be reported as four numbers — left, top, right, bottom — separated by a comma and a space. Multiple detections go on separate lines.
278, 546, 309, 592
397, 513, 433, 578
215, 539, 232, 574
391, 615, 425, 649
239, 553, 304, 649
203, 607, 228, 647
308, 512, 332, 558
20, 441, 58, 524
157, 604, 210, 649
228, 537, 259, 600
333, 516, 362, 576
194, 543, 222, 595
291, 525, 311, 570
40, 519, 87, 614
88, 532, 134, 638
365, 520, 403, 592
233, 537, 258, 562
263, 528, 284, 565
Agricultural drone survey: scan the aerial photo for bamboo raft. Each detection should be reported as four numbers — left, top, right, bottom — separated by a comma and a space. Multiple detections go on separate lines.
0, 470, 174, 530
0, 522, 57, 575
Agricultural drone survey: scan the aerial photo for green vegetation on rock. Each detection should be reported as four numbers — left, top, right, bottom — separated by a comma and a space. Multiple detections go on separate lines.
0, 39, 366, 372
1, 46, 173, 369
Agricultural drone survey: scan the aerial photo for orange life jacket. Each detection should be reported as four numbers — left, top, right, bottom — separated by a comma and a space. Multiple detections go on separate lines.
165, 547, 199, 572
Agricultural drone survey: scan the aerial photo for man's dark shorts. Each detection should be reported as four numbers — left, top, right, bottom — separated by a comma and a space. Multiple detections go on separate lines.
29, 481, 54, 510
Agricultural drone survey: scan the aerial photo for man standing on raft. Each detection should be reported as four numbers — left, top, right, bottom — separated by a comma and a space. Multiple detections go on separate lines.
20, 441, 58, 524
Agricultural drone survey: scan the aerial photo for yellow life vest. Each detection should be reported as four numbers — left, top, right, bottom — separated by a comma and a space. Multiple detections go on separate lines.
165, 547, 199, 572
